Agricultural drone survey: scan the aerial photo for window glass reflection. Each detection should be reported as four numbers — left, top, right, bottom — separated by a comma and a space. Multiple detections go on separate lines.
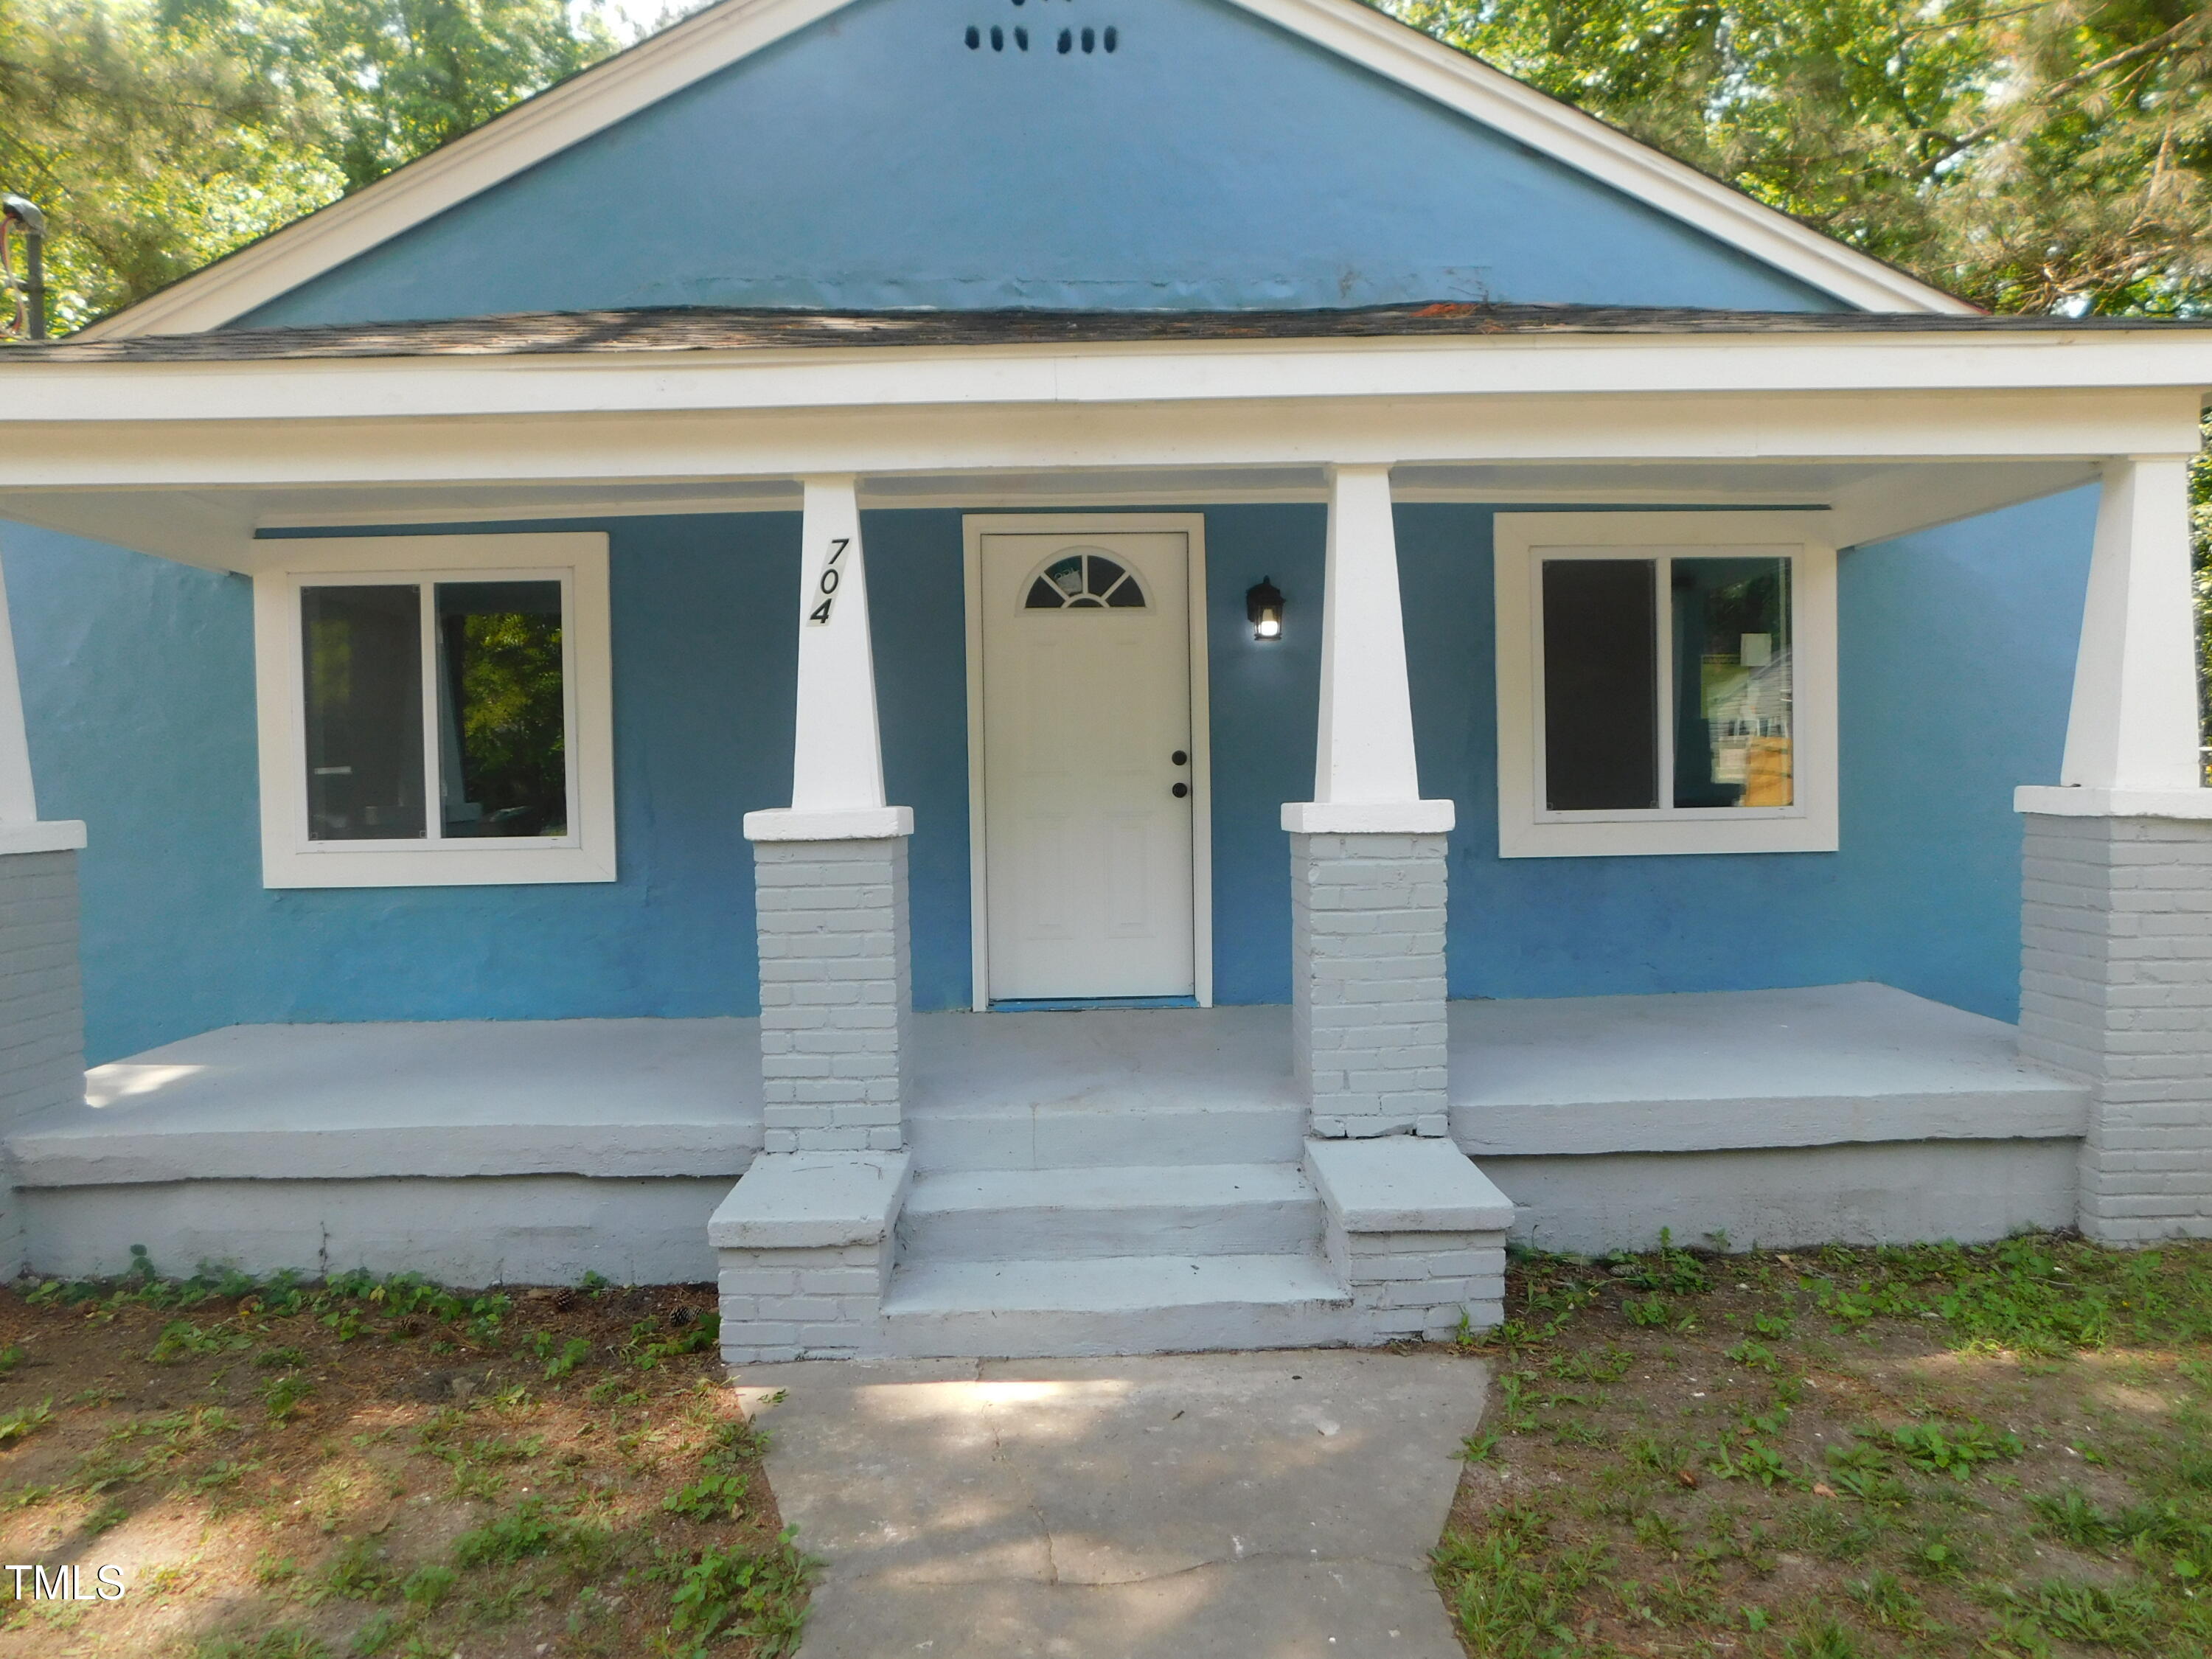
302, 585, 425, 841
434, 582, 568, 838
1672, 557, 1792, 809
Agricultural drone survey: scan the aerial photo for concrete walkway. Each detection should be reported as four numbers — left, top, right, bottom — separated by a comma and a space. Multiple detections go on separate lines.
734, 1350, 1487, 1658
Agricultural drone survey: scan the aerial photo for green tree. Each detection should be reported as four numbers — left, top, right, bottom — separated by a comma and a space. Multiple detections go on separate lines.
0, 0, 617, 331
1385, 0, 2212, 316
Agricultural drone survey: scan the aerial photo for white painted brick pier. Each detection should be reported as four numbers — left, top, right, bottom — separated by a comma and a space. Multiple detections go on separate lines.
1289, 831, 1452, 1139
754, 837, 912, 1155
2022, 813, 2212, 1242
0, 846, 86, 1279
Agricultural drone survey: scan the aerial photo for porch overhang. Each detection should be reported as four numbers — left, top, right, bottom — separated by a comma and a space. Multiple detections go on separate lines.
0, 306, 2206, 571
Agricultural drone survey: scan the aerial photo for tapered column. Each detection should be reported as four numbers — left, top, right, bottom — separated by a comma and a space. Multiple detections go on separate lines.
2017, 455, 2212, 1242
0, 539, 88, 1279
1283, 466, 1455, 1139
743, 477, 914, 1158
2060, 457, 2201, 794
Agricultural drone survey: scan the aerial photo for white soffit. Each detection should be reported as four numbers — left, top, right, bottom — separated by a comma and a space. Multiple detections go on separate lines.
77, 0, 1972, 342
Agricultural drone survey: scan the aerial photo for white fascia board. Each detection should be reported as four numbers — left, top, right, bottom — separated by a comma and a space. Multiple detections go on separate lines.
1229, 0, 1972, 316
74, 0, 852, 341
0, 391, 2197, 506
13, 333, 2212, 428
79, 0, 1972, 341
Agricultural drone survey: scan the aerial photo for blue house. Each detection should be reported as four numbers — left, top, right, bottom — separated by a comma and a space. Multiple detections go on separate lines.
1, 0, 2209, 1361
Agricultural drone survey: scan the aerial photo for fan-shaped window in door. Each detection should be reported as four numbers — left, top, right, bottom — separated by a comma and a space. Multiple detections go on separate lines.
1023, 550, 1148, 610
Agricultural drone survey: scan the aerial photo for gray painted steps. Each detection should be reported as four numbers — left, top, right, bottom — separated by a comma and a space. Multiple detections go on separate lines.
899, 1163, 1323, 1261
877, 1252, 1353, 1358
905, 1102, 1307, 1172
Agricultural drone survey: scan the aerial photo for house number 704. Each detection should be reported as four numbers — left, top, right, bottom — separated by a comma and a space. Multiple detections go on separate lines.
806, 538, 850, 625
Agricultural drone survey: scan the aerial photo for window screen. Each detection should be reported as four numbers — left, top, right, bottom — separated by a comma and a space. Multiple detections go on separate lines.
1542, 560, 1658, 811
302, 585, 425, 841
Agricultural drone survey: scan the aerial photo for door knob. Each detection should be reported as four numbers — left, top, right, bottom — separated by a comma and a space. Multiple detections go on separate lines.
1171, 782, 1189, 799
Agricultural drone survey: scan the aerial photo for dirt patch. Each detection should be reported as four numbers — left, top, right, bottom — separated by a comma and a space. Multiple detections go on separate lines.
1431, 1234, 2212, 1657
0, 1270, 809, 1657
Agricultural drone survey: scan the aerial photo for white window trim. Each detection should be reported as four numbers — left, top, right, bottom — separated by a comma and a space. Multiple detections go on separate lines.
1494, 511, 1839, 859
252, 532, 616, 888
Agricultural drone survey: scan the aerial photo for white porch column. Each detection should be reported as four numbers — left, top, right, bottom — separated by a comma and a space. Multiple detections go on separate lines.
723, 478, 915, 1365
2059, 456, 2202, 795
742, 477, 914, 1157
2017, 454, 2212, 1242
1282, 465, 1455, 1139
0, 540, 88, 1279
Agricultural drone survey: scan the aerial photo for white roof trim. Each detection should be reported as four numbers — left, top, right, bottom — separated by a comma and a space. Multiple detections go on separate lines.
80, 0, 1971, 341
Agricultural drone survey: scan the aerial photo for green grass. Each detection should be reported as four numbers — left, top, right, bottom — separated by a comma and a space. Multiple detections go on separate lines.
1433, 1234, 2212, 1658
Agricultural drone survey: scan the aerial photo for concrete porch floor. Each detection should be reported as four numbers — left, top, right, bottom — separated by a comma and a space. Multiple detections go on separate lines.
13, 983, 2085, 1180
1, 982, 2096, 1281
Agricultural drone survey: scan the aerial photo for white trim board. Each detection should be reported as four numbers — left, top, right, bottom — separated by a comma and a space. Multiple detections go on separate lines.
77, 0, 1966, 341
962, 513, 1214, 1012
251, 532, 618, 887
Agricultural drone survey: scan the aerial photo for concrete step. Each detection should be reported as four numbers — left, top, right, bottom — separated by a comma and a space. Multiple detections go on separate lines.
877, 1252, 1354, 1357
898, 1164, 1323, 1261
905, 1102, 1307, 1172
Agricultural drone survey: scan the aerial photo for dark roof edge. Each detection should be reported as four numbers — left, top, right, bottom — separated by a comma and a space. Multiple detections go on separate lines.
11, 302, 2210, 365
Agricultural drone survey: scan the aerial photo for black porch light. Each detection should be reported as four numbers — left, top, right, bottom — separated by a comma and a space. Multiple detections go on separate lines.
1245, 576, 1284, 642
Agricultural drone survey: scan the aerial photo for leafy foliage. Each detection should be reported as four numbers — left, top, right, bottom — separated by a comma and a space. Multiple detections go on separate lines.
1387, 0, 2212, 317
0, 0, 622, 331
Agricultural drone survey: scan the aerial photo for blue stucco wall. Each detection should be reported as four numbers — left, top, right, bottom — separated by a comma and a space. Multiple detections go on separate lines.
7, 515, 803, 1063
6, 490, 2090, 1062
1396, 493, 2097, 1022
237, 0, 1842, 326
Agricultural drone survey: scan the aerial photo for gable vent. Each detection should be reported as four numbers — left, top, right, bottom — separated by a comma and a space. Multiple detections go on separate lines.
967, 7, 1116, 52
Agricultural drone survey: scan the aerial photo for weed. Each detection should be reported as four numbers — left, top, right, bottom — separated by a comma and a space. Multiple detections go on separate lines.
1724, 1338, 1780, 1371
532, 1333, 591, 1379
666, 1468, 751, 1522
1905, 1531, 1974, 1581
1460, 1429, 1500, 1464
83, 1498, 128, 1533
182, 1458, 263, 1494
1846, 1568, 1931, 1631
1632, 1509, 1684, 1553
1888, 1419, 2024, 1480
451, 1496, 562, 1568
149, 1320, 251, 1363
1610, 1231, 1714, 1296
261, 1374, 313, 1423
1433, 1503, 1608, 1659
2028, 1484, 2120, 1546
347, 1613, 400, 1655
1624, 1294, 1671, 1327
0, 1399, 52, 1444
628, 1310, 722, 1370
1781, 1620, 1864, 1659
1978, 1578, 2160, 1650
666, 1531, 815, 1658
193, 1630, 333, 1659
398, 1563, 455, 1609
320, 1537, 392, 1601
0, 1342, 24, 1375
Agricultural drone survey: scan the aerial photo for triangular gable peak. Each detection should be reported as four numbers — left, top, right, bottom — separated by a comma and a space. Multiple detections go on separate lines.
81, 0, 1972, 339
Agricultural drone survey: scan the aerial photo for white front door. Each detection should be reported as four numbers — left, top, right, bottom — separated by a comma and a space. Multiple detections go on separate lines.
979, 529, 1196, 1001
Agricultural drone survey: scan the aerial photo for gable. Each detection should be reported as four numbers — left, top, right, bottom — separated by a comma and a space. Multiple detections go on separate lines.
233, 0, 1851, 329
